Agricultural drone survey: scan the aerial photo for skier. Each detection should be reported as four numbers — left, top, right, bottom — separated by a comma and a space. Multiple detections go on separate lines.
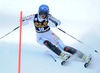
22, 4, 90, 63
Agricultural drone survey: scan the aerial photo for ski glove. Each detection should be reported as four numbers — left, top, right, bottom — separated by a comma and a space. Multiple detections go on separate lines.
22, 17, 29, 26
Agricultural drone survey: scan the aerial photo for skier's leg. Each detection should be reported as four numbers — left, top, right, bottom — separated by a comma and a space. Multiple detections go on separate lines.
44, 40, 70, 60
51, 32, 66, 49
64, 46, 77, 54
44, 40, 61, 55
64, 46, 91, 62
36, 32, 70, 60
50, 32, 91, 62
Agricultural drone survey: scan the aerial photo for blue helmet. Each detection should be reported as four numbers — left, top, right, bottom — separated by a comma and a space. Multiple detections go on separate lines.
38, 4, 49, 15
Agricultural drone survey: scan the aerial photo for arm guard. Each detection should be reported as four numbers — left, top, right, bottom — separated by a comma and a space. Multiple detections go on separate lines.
48, 14, 61, 27
22, 14, 35, 25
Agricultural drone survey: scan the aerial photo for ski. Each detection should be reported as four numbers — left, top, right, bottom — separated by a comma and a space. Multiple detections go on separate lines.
84, 54, 92, 68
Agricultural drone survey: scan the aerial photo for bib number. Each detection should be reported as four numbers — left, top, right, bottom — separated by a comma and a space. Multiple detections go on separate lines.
35, 26, 50, 33
38, 28, 45, 32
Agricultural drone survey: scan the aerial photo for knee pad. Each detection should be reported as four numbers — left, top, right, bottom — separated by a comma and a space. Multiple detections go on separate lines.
64, 46, 77, 54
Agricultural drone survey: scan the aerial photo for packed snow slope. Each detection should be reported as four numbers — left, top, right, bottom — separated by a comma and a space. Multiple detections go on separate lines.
0, 0, 100, 73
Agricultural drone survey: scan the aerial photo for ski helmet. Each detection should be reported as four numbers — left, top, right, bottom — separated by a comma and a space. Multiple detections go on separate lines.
38, 4, 49, 16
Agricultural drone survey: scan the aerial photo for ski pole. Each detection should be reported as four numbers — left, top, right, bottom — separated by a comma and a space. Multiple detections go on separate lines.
57, 27, 98, 53
0, 26, 19, 39
48, 52, 57, 62
46, 51, 57, 62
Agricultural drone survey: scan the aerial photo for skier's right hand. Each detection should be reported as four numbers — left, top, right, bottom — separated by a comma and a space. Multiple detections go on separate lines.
22, 20, 29, 26
22, 17, 29, 26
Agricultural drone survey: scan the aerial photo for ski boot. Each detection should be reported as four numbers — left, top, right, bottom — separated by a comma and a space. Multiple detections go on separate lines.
59, 52, 70, 65
81, 54, 92, 68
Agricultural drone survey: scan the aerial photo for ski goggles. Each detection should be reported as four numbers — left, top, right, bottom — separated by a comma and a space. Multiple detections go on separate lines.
39, 12, 48, 18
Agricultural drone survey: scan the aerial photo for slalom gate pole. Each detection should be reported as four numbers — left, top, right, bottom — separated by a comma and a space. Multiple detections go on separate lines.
18, 11, 23, 73
57, 27, 98, 53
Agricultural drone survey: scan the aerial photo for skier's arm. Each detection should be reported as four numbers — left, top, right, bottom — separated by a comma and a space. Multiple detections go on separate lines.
22, 14, 35, 26
48, 14, 61, 27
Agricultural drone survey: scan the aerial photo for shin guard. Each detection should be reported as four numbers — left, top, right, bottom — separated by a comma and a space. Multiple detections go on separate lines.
44, 40, 61, 55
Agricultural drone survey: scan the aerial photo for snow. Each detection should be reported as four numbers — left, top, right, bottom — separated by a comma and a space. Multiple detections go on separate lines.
0, 0, 100, 73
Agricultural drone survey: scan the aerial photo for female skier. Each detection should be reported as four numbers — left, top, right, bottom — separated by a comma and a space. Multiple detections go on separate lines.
22, 4, 90, 63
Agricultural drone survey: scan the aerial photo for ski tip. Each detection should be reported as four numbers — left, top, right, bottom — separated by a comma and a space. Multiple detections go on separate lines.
61, 61, 66, 65
84, 63, 88, 68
